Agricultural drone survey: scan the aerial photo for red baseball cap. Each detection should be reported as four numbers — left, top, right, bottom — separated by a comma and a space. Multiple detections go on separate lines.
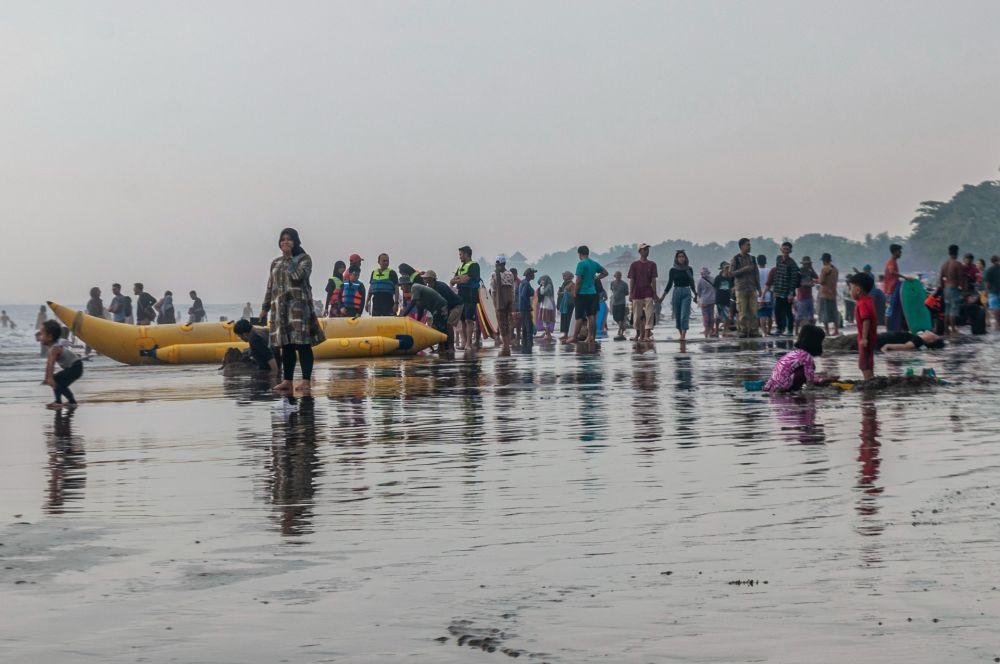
349, 253, 363, 263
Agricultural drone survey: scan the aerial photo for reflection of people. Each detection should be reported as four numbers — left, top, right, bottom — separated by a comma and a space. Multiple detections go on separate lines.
269, 397, 319, 537
857, 397, 882, 496
771, 394, 824, 445
45, 409, 86, 514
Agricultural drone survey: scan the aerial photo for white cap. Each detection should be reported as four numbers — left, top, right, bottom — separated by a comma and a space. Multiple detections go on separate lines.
495, 254, 507, 264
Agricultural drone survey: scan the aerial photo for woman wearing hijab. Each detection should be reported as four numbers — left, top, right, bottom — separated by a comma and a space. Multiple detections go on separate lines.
535, 275, 557, 340
696, 267, 717, 337
658, 250, 698, 342
155, 290, 176, 324
259, 228, 325, 394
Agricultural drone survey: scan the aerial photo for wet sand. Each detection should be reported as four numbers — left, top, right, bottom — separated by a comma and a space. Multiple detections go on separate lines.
2, 326, 1000, 663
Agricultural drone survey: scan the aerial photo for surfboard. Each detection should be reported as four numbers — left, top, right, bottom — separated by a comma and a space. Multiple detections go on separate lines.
900, 279, 932, 332
476, 285, 499, 339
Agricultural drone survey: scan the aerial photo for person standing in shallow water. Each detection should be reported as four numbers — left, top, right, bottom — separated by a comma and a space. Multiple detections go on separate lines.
564, 245, 607, 345
884, 243, 905, 332
659, 250, 697, 342
557, 271, 576, 341
817, 253, 840, 337
627, 243, 658, 341
535, 275, 557, 340
771, 241, 800, 336
260, 228, 326, 394
730, 238, 760, 337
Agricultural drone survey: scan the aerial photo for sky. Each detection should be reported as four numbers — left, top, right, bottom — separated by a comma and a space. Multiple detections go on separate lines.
2, 0, 999, 304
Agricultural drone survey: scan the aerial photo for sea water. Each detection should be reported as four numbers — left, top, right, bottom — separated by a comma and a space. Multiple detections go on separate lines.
1, 303, 999, 662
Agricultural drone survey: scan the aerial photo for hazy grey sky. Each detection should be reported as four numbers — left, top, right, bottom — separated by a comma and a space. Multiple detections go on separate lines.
3, 0, 998, 303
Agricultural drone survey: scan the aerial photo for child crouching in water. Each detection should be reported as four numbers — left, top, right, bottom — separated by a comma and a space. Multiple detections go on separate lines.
38, 320, 84, 409
764, 324, 830, 392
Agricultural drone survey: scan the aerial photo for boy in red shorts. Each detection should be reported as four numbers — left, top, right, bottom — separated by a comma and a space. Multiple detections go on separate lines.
849, 272, 877, 380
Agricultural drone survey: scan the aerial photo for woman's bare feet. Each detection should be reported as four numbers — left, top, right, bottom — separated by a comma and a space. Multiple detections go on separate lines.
297, 381, 312, 396
272, 380, 293, 393
46, 402, 64, 410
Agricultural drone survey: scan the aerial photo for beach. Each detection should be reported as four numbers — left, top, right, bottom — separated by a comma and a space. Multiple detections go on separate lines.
1, 304, 999, 662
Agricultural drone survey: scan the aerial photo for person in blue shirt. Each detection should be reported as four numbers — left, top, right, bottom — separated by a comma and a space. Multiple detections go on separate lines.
517, 268, 536, 349
564, 246, 608, 345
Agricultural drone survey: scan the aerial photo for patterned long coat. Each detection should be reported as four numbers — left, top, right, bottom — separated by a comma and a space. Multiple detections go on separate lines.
262, 252, 326, 347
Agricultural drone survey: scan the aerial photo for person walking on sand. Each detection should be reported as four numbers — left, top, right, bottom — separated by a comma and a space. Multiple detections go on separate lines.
817, 253, 840, 336
564, 245, 607, 345
242, 302, 254, 320
627, 243, 658, 341
730, 238, 760, 337
659, 250, 697, 342
259, 228, 326, 395
450, 245, 481, 350
771, 241, 800, 336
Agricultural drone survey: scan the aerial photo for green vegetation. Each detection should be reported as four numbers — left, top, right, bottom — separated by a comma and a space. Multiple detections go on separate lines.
907, 180, 1000, 266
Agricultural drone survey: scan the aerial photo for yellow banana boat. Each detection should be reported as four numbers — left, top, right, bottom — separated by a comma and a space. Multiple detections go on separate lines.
151, 336, 401, 364
48, 302, 445, 365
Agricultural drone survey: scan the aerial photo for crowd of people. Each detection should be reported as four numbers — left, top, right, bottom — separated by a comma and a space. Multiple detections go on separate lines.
74, 284, 208, 328
34, 227, 1000, 405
